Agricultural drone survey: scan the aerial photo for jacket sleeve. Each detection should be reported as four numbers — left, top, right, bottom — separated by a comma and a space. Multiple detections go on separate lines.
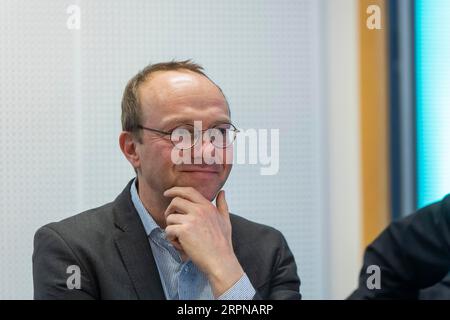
32, 225, 98, 300
255, 230, 301, 300
348, 196, 450, 299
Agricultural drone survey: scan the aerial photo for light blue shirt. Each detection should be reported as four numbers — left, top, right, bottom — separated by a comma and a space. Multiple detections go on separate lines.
130, 179, 256, 300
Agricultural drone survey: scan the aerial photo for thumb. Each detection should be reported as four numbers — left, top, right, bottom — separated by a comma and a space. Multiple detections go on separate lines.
216, 190, 229, 217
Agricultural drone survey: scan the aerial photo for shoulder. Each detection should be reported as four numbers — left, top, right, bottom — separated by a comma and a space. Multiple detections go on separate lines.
34, 201, 117, 250
229, 213, 286, 247
398, 193, 450, 231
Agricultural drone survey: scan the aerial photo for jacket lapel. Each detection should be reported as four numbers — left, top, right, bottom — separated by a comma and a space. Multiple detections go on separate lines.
112, 180, 166, 300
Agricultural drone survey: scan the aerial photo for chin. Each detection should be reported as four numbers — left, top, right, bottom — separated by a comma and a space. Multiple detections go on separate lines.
199, 188, 219, 201
173, 180, 218, 201
190, 185, 218, 201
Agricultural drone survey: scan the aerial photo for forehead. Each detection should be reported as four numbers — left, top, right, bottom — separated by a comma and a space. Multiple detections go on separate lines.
138, 70, 230, 126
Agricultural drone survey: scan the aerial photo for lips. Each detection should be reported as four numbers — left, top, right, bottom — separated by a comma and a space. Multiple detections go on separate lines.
178, 165, 221, 173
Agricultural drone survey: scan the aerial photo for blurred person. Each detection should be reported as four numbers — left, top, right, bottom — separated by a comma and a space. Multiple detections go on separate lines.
349, 195, 450, 299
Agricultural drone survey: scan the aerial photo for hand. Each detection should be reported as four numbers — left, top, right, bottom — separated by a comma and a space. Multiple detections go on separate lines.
163, 187, 244, 297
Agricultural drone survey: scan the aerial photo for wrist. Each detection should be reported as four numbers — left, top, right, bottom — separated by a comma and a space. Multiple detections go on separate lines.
207, 254, 244, 298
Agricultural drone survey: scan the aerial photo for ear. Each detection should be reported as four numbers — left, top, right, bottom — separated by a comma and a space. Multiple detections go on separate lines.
119, 131, 140, 170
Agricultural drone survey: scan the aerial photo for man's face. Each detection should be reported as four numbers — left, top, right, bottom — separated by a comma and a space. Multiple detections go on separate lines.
135, 70, 233, 201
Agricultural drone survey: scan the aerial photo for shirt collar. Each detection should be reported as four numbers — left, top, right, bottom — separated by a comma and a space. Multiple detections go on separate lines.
130, 177, 160, 237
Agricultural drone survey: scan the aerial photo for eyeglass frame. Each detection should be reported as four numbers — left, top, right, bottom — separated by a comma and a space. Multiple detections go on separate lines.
136, 122, 240, 150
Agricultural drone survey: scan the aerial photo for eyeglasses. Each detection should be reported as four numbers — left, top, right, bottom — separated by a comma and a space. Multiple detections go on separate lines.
136, 123, 240, 150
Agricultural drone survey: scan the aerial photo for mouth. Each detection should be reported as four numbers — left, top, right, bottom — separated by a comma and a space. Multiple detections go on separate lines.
178, 165, 221, 173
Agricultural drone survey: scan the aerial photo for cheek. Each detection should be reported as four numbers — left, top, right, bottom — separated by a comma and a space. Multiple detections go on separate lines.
219, 146, 234, 166
163, 151, 177, 171
225, 147, 234, 164
140, 143, 175, 173
157, 146, 176, 168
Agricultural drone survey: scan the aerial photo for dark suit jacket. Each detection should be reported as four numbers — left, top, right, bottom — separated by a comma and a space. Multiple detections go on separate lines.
33, 180, 301, 300
349, 194, 450, 299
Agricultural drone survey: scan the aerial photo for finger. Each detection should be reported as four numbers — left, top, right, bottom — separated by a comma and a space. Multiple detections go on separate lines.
165, 224, 183, 241
163, 186, 209, 204
164, 229, 184, 252
216, 190, 229, 219
165, 225, 186, 253
166, 213, 189, 226
164, 196, 196, 218
170, 239, 184, 252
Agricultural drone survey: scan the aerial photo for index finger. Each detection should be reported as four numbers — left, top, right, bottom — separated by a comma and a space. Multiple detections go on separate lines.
163, 186, 209, 204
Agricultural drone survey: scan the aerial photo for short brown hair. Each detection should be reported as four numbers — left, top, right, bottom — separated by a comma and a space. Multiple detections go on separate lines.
121, 59, 224, 142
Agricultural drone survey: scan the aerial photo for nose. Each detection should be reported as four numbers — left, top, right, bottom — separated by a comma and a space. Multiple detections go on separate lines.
191, 133, 216, 164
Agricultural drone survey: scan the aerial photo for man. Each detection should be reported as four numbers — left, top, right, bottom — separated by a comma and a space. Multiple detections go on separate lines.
349, 194, 450, 299
33, 60, 301, 300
